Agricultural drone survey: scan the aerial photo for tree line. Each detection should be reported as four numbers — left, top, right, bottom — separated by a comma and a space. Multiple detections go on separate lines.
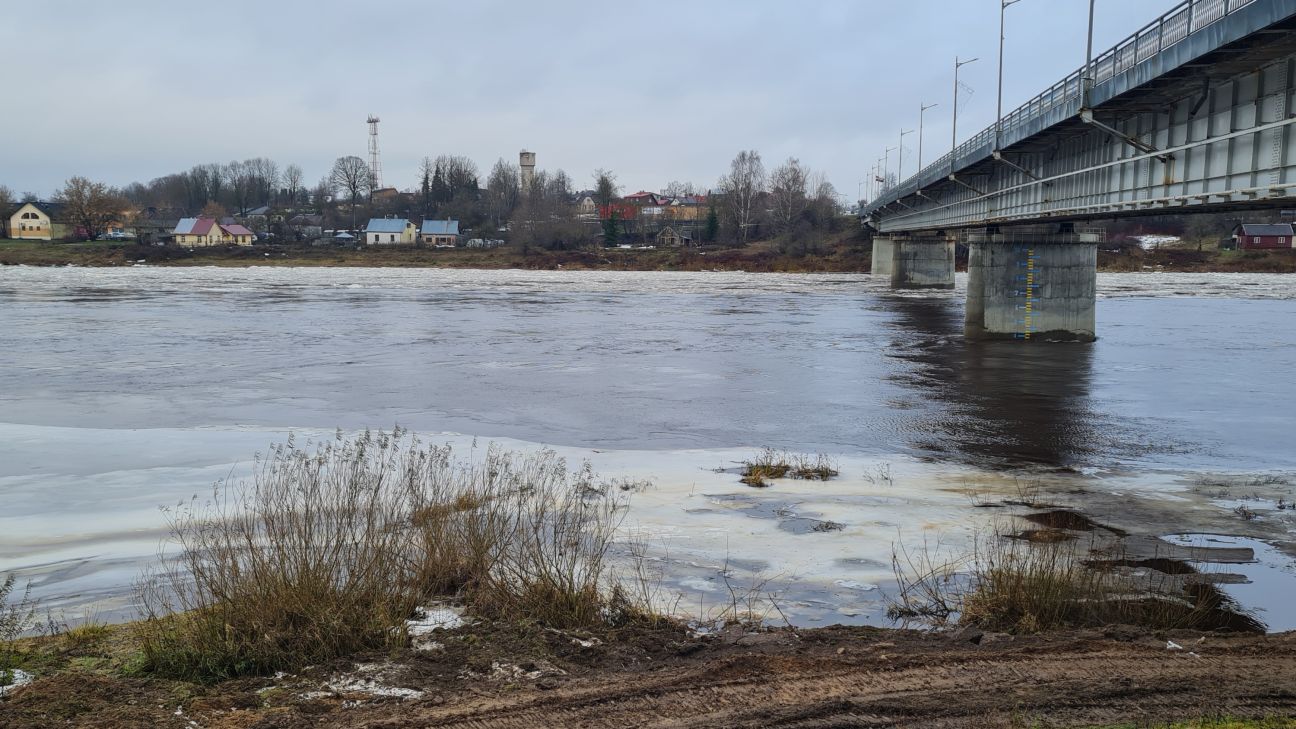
3, 148, 848, 247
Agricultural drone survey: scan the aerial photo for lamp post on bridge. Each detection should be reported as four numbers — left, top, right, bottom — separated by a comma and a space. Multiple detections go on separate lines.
952, 56, 979, 157
898, 129, 914, 183
996, 0, 1024, 151
918, 102, 938, 171
1083, 0, 1097, 108
883, 146, 897, 193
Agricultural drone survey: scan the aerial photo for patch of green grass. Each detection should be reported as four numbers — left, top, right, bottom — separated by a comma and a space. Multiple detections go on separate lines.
62, 621, 112, 650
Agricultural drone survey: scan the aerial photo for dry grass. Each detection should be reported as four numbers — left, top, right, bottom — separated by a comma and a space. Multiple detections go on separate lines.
134, 429, 663, 681
887, 523, 1264, 634
739, 449, 839, 487
1, 575, 37, 679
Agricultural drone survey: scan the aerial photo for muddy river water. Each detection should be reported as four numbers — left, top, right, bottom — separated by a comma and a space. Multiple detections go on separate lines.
1, 267, 1294, 629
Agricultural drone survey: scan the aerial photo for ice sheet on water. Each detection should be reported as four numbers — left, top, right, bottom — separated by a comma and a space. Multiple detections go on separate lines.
4, 266, 1295, 301
1162, 533, 1296, 633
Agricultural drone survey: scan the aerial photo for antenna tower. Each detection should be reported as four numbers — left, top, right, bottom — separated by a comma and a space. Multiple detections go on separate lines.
367, 115, 383, 189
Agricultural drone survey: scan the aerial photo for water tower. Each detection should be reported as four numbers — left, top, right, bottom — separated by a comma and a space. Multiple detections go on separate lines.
519, 149, 536, 193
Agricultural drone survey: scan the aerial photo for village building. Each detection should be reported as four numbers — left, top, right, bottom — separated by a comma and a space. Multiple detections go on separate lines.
656, 226, 693, 248
623, 191, 664, 207
420, 219, 460, 246
364, 218, 417, 245
7, 202, 70, 241
172, 218, 255, 246
287, 214, 324, 240
1233, 223, 1295, 250
573, 192, 599, 219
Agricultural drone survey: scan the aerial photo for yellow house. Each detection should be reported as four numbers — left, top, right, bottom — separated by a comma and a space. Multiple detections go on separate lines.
7, 202, 71, 240
172, 218, 254, 246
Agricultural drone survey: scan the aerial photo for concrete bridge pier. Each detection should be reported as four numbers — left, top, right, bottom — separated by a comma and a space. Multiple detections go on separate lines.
870, 236, 895, 278
872, 234, 955, 289
965, 227, 1100, 342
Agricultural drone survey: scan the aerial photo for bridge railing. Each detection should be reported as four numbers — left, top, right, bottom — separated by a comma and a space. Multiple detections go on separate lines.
867, 0, 1261, 215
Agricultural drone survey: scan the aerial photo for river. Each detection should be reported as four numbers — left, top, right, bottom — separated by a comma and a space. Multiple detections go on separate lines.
1, 266, 1294, 629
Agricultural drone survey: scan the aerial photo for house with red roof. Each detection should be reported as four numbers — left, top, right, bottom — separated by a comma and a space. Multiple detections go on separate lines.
172, 218, 255, 246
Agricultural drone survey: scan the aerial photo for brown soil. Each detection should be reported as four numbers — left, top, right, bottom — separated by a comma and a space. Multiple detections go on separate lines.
8, 237, 1292, 273
4, 623, 1296, 728
1098, 246, 1296, 273
0, 236, 873, 273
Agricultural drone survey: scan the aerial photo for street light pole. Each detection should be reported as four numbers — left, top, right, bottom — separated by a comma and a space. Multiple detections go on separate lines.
997, 0, 1023, 150
918, 102, 938, 170
952, 56, 979, 156
1083, 0, 1097, 107
898, 129, 914, 182
883, 146, 897, 192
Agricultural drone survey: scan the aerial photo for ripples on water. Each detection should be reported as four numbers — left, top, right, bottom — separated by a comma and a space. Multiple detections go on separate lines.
1, 266, 1294, 625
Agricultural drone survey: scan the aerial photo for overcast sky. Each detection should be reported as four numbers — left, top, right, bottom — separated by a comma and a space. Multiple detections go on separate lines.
4, 0, 1176, 200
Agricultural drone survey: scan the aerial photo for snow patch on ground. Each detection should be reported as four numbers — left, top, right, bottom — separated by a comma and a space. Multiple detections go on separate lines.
1135, 235, 1181, 250
305, 662, 424, 702
0, 669, 34, 696
407, 604, 469, 650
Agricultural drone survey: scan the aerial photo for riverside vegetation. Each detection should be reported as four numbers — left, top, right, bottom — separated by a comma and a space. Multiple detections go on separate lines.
132, 429, 670, 681
4, 233, 1296, 272
1, 433, 1292, 726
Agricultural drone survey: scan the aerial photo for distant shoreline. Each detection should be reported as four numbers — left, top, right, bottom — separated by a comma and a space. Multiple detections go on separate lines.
3, 239, 1294, 274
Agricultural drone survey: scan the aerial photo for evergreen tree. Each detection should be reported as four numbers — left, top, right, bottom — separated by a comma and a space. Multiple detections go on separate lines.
602, 210, 621, 247
430, 162, 450, 205
704, 205, 719, 243
420, 163, 432, 214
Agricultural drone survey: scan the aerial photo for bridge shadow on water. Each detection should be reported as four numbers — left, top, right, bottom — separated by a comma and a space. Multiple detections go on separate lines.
878, 293, 1102, 470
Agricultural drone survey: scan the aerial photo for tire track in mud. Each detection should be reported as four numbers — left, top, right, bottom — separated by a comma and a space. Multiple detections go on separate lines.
339, 648, 1296, 728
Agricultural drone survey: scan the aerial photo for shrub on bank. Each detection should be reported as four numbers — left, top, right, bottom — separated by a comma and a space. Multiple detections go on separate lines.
135, 430, 657, 681
888, 523, 1263, 634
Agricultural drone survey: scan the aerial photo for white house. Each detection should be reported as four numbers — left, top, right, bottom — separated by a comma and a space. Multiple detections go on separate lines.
364, 218, 417, 245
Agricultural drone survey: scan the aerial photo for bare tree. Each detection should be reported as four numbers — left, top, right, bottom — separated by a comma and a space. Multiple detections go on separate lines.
486, 158, 520, 228
283, 164, 304, 206
330, 156, 371, 229
662, 180, 697, 198
717, 150, 765, 244
512, 167, 585, 251
312, 177, 334, 207
807, 174, 840, 230
245, 157, 279, 207
593, 169, 619, 208
224, 160, 254, 215
547, 169, 574, 200
55, 176, 128, 240
436, 155, 479, 195
769, 157, 809, 233
0, 184, 12, 237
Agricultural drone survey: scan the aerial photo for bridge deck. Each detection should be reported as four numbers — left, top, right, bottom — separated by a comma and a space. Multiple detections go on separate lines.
864, 0, 1296, 233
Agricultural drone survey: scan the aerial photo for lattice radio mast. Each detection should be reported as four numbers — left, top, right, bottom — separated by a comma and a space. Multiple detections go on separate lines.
367, 115, 383, 190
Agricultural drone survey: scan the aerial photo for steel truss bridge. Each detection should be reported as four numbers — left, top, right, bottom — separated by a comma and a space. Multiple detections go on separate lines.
862, 0, 1296, 233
